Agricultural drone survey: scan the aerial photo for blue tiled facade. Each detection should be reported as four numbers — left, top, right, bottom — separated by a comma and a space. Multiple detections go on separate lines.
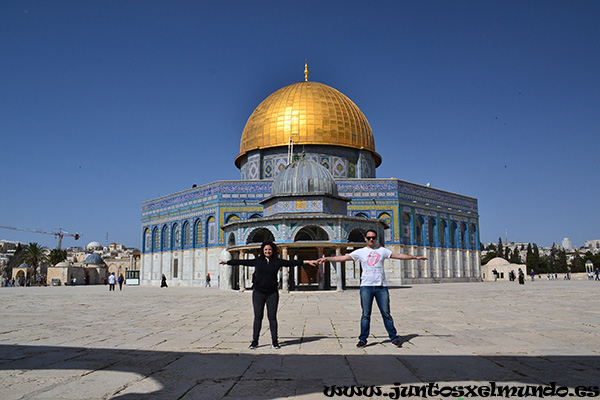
142, 178, 479, 253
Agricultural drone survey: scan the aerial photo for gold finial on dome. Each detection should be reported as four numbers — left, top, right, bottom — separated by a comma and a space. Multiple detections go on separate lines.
304, 61, 308, 82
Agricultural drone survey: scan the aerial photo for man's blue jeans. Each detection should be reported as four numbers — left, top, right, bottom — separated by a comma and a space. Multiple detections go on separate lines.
359, 286, 399, 343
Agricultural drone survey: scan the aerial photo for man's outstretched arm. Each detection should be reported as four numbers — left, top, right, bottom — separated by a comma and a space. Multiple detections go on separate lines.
390, 253, 428, 260
317, 255, 353, 264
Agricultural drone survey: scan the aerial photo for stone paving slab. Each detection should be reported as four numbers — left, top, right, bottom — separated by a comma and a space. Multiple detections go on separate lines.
0, 280, 598, 399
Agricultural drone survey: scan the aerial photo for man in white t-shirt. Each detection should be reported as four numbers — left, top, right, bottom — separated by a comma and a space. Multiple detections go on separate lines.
108, 272, 116, 291
318, 229, 427, 348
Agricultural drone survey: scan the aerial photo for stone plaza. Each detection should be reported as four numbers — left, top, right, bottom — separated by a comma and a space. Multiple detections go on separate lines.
0, 279, 598, 399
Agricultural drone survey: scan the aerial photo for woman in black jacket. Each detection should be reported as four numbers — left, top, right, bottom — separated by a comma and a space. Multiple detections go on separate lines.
221, 241, 317, 349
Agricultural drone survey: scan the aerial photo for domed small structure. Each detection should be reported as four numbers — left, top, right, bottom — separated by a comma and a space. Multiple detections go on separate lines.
84, 254, 104, 265
271, 157, 338, 197
85, 241, 103, 252
55, 261, 70, 268
482, 257, 526, 282
260, 157, 349, 218
485, 257, 510, 267
12, 263, 32, 285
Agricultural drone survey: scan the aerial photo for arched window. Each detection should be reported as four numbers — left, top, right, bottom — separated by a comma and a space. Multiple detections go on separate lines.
182, 221, 191, 249
171, 223, 180, 250
161, 225, 169, 251
355, 212, 369, 218
415, 216, 424, 246
469, 223, 477, 249
378, 212, 392, 242
427, 217, 436, 247
249, 213, 262, 219
459, 223, 467, 249
439, 220, 447, 248
206, 216, 216, 245
348, 228, 365, 243
450, 222, 457, 248
226, 214, 240, 223
402, 213, 411, 244
247, 228, 275, 244
143, 228, 151, 253
294, 226, 329, 241
194, 218, 202, 248
152, 227, 159, 252
228, 232, 236, 247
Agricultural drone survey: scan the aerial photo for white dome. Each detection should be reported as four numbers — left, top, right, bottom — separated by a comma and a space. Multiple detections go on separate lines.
55, 261, 70, 268
86, 241, 102, 249
486, 257, 510, 266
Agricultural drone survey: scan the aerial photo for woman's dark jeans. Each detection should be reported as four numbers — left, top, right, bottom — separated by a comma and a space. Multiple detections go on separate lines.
252, 289, 279, 345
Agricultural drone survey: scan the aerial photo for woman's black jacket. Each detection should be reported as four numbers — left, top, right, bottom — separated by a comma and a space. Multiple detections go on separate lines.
227, 257, 303, 293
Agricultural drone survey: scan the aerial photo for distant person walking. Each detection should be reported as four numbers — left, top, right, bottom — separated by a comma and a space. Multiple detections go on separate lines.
530, 269, 535, 281
318, 229, 427, 348
108, 272, 116, 291
161, 274, 168, 288
595, 268, 599, 281
518, 268, 525, 285
118, 273, 124, 291
205, 273, 211, 287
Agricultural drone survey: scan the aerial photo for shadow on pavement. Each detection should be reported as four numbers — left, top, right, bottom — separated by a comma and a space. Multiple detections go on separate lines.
278, 335, 328, 346
1, 344, 599, 399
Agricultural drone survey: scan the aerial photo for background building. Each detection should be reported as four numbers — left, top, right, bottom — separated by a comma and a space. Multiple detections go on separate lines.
584, 239, 600, 253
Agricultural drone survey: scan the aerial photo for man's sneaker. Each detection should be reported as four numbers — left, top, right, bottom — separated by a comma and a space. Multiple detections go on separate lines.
392, 339, 402, 347
271, 343, 281, 350
356, 340, 367, 348
248, 342, 258, 349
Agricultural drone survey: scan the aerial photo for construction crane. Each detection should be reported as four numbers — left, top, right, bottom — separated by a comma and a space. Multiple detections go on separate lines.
0, 225, 81, 249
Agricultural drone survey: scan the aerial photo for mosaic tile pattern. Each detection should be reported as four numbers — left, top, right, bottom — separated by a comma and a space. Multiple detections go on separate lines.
142, 178, 479, 252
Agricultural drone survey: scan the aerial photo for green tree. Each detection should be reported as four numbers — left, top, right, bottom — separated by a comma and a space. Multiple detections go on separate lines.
504, 246, 510, 260
3, 243, 23, 278
585, 251, 600, 268
48, 249, 67, 266
510, 247, 521, 264
481, 251, 498, 265
570, 251, 585, 273
18, 242, 48, 279
497, 237, 504, 260
556, 249, 568, 272
526, 243, 534, 270
549, 243, 558, 273
533, 243, 541, 267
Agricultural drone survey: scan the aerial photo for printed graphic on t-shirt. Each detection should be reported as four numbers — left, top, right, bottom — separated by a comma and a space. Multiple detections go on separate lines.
367, 251, 381, 266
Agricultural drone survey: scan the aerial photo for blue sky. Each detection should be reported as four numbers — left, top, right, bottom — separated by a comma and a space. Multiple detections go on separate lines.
1, 1, 599, 250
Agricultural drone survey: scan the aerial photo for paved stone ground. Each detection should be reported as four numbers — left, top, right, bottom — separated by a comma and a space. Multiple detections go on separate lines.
0, 279, 599, 399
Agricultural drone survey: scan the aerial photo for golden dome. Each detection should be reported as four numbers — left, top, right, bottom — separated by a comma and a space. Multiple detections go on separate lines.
236, 81, 381, 167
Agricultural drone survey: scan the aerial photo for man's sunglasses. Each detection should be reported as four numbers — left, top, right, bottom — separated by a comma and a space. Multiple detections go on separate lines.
366, 236, 377, 240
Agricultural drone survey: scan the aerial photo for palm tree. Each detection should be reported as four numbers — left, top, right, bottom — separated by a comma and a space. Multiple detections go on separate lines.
48, 248, 67, 266
19, 242, 48, 279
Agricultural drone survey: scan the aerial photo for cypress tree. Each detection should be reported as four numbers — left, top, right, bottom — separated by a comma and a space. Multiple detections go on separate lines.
526, 243, 534, 269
